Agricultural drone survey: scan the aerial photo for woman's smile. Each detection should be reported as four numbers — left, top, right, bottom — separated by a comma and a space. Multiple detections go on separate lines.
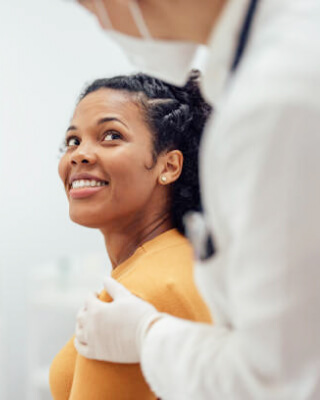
68, 172, 110, 199
69, 180, 109, 199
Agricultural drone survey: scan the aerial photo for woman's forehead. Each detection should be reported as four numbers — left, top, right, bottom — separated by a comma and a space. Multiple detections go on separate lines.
73, 88, 142, 122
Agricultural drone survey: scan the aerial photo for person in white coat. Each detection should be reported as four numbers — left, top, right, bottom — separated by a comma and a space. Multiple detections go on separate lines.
73, 0, 320, 398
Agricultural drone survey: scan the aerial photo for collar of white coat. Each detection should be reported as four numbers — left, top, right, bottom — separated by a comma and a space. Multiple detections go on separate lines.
200, 0, 252, 105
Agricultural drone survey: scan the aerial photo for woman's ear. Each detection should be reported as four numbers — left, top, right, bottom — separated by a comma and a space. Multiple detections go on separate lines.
158, 150, 183, 185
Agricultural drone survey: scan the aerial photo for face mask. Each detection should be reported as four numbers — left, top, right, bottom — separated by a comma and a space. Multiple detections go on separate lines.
93, 0, 201, 86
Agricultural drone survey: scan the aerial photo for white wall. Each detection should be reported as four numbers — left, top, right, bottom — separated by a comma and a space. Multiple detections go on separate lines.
0, 1, 133, 398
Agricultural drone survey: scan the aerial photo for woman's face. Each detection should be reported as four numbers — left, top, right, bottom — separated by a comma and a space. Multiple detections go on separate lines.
58, 88, 166, 230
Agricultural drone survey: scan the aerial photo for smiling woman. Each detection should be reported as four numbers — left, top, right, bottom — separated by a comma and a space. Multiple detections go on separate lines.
50, 71, 213, 400
58, 87, 175, 247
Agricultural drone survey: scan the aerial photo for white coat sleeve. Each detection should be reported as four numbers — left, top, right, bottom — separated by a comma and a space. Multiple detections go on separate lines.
140, 85, 320, 399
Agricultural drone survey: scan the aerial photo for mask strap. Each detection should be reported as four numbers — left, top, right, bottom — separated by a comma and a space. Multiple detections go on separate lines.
93, 0, 113, 30
128, 1, 152, 40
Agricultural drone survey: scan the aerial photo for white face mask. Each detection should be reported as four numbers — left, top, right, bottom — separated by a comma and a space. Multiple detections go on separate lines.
93, 0, 201, 86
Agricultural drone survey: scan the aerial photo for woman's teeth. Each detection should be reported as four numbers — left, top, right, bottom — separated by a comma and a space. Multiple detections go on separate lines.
71, 180, 108, 189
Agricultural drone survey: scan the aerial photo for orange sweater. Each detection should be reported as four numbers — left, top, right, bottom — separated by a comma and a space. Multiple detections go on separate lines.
49, 229, 212, 400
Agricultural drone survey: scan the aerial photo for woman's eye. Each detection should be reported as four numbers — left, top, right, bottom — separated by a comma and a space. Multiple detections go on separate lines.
66, 137, 80, 147
104, 131, 122, 141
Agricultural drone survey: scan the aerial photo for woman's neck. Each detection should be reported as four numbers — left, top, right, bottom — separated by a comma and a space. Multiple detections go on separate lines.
101, 213, 173, 269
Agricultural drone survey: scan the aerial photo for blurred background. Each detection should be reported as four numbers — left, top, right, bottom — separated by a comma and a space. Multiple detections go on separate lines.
0, 1, 134, 398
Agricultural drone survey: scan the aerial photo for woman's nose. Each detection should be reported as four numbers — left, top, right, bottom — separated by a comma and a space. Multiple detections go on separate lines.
71, 145, 97, 165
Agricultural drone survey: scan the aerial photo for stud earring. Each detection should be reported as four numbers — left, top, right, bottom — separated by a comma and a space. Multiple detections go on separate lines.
160, 175, 167, 183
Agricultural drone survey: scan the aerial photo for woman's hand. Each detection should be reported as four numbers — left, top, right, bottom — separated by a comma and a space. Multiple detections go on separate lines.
74, 277, 162, 363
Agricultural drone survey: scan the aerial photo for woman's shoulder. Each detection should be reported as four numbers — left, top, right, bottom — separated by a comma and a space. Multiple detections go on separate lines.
111, 229, 211, 323
113, 229, 194, 281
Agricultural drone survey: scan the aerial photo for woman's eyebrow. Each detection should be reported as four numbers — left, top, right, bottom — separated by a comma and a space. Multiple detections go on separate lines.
66, 117, 128, 133
97, 117, 128, 128
66, 125, 77, 133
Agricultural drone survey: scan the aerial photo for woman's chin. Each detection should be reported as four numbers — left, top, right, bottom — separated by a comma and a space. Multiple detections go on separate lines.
69, 211, 103, 229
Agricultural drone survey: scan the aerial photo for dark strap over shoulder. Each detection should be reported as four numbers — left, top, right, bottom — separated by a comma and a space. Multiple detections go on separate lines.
231, 0, 260, 72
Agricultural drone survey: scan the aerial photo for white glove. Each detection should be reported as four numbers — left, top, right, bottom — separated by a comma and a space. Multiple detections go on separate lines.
74, 277, 162, 363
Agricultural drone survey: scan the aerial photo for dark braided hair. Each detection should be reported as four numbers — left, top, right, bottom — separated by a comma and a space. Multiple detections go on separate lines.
79, 70, 212, 235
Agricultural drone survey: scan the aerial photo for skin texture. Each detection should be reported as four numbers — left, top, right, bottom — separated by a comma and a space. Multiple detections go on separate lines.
77, 0, 227, 44
58, 88, 183, 268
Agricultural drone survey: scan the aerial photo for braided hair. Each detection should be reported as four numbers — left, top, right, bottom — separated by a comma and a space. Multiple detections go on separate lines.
79, 70, 212, 235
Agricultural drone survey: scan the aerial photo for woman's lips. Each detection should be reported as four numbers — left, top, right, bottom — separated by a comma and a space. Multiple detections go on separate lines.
69, 186, 107, 199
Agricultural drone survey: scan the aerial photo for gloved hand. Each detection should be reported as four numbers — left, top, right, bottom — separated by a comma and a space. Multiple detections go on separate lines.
74, 277, 162, 363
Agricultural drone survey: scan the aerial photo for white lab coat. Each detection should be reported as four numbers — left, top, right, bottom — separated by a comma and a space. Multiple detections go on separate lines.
141, 0, 320, 398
